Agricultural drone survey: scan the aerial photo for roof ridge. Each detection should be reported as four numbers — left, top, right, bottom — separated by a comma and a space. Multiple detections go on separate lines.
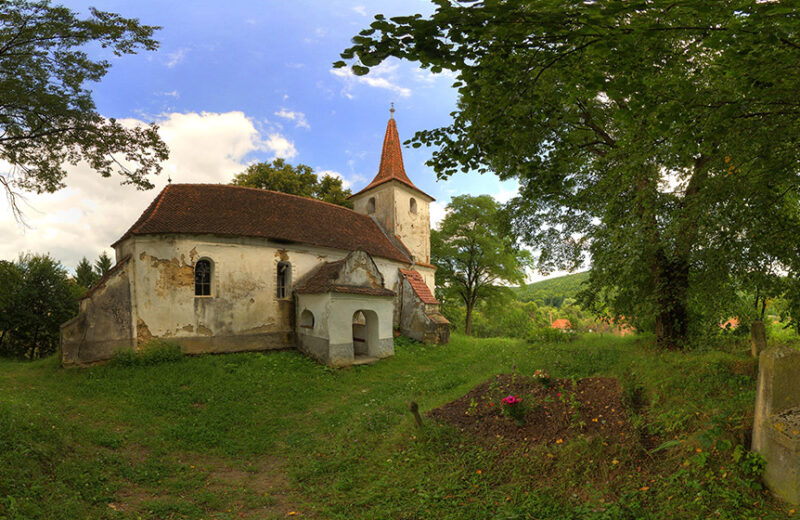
179, 182, 379, 216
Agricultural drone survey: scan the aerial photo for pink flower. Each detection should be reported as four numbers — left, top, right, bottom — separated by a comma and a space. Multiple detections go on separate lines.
501, 395, 521, 406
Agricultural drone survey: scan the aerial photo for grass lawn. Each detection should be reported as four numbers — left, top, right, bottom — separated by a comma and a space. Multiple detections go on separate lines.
0, 334, 793, 519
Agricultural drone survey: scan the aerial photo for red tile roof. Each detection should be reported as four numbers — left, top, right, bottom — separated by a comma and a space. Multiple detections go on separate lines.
399, 268, 438, 304
350, 117, 434, 200
295, 259, 395, 297
112, 184, 412, 263
551, 319, 572, 330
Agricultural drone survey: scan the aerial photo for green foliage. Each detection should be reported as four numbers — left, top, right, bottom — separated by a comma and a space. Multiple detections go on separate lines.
0, 254, 79, 359
340, 1, 800, 349
432, 194, 531, 335
94, 251, 112, 277
515, 271, 590, 308
110, 341, 183, 367
74, 257, 99, 289
0, 0, 167, 219
231, 158, 353, 208
528, 327, 576, 344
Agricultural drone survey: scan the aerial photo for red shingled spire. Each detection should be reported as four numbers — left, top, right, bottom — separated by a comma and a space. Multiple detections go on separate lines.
350, 110, 433, 199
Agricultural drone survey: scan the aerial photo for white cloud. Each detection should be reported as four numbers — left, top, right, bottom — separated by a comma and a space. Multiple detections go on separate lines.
316, 169, 351, 189
165, 48, 188, 68
262, 133, 297, 159
430, 201, 446, 229
274, 108, 310, 129
0, 111, 295, 269
353, 5, 367, 15
331, 61, 412, 98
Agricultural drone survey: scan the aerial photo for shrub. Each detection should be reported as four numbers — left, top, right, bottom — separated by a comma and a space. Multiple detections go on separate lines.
528, 327, 577, 344
111, 341, 183, 366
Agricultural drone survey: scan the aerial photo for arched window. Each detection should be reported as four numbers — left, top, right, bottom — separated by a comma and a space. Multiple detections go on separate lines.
277, 261, 291, 299
409, 197, 417, 214
367, 197, 376, 214
195, 259, 212, 296
300, 309, 314, 330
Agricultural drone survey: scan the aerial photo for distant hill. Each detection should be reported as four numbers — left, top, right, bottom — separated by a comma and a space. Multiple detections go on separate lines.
513, 271, 590, 308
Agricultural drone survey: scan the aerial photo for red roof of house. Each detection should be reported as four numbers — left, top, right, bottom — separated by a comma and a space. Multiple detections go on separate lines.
551, 319, 572, 330
350, 116, 434, 200
399, 268, 438, 304
112, 184, 412, 263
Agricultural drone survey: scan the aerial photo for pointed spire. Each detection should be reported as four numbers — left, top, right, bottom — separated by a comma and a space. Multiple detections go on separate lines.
349, 112, 434, 200
374, 111, 413, 186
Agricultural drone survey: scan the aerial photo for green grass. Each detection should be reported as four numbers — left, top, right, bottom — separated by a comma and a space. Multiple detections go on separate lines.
0, 334, 792, 519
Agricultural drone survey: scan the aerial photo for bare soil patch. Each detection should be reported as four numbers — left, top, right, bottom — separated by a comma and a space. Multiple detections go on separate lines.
430, 374, 633, 450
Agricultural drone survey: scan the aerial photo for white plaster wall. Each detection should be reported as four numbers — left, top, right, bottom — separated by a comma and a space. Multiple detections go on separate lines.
127, 233, 411, 341
352, 181, 432, 265
352, 183, 395, 234
327, 293, 395, 345
296, 293, 331, 340
392, 183, 432, 265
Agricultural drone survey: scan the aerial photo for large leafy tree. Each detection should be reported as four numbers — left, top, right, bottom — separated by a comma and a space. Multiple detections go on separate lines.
338, 1, 800, 348
231, 159, 353, 208
432, 195, 530, 335
0, 254, 79, 359
0, 0, 168, 219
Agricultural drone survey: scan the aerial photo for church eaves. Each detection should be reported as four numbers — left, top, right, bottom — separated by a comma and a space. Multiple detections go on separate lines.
111, 184, 412, 264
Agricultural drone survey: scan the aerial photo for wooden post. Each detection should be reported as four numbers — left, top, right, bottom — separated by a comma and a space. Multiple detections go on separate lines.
409, 401, 423, 429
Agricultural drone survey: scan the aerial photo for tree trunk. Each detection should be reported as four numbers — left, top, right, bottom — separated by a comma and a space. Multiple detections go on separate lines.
465, 302, 474, 336
653, 252, 690, 349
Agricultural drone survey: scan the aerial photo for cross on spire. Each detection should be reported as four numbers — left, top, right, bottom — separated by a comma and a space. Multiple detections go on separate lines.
390, 102, 395, 119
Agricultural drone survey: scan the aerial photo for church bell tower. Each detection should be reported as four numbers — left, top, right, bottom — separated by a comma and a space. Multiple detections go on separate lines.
350, 109, 435, 265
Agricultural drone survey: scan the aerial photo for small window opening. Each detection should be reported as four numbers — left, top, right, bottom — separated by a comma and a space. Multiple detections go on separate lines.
410, 197, 417, 214
367, 197, 376, 214
277, 261, 291, 299
195, 259, 212, 296
300, 309, 314, 329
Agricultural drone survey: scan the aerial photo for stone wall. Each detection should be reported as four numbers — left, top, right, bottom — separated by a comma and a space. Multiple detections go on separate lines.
61, 258, 134, 366
752, 345, 800, 504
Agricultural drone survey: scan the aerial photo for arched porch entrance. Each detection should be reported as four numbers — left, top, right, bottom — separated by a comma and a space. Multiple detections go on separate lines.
352, 309, 379, 359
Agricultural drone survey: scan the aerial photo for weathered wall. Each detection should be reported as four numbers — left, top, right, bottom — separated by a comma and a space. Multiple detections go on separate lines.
398, 277, 450, 344
351, 181, 432, 265
352, 182, 395, 239
296, 293, 331, 364
391, 183, 432, 265
61, 260, 134, 366
125, 234, 409, 354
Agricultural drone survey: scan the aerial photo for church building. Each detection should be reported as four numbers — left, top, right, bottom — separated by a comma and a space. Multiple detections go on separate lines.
60, 115, 449, 367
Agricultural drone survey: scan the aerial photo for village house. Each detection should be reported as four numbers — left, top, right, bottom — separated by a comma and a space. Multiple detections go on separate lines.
60, 114, 449, 367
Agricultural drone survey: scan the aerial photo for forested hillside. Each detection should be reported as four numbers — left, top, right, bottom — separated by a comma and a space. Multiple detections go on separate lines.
514, 271, 590, 308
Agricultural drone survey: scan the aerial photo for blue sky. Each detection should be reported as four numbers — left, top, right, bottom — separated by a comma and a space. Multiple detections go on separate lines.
2, 0, 529, 275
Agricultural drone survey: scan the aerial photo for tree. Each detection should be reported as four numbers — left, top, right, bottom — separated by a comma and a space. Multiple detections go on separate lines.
0, 254, 79, 359
75, 256, 98, 289
431, 195, 530, 335
1, 0, 168, 220
94, 251, 112, 277
338, 1, 800, 348
231, 159, 353, 208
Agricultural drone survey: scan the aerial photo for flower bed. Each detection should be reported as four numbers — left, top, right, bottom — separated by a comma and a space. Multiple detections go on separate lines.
430, 374, 632, 447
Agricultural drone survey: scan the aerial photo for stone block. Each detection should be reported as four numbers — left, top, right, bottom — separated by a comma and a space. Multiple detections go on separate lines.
753, 346, 800, 504
751, 320, 767, 358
